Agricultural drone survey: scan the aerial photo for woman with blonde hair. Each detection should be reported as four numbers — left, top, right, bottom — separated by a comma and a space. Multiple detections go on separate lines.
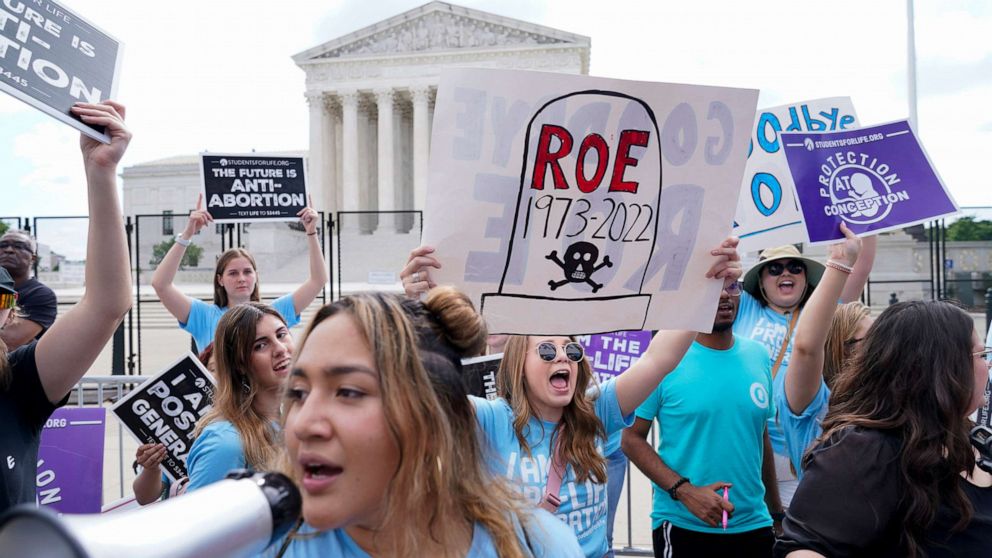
152, 195, 328, 352
270, 290, 581, 557
186, 302, 294, 490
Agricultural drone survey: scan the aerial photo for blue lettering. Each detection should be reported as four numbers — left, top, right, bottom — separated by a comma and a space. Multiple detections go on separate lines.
751, 172, 782, 216
756, 112, 781, 153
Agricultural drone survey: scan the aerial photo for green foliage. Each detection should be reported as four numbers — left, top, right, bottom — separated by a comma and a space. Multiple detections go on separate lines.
0, 221, 8, 237
944, 217, 992, 241
150, 238, 203, 268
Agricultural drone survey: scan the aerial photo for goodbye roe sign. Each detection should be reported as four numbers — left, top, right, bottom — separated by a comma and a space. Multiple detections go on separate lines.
0, 0, 121, 142
201, 154, 308, 223
423, 68, 758, 335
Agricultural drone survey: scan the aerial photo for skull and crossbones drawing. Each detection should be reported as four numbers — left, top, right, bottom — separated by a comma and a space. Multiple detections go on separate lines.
546, 241, 613, 293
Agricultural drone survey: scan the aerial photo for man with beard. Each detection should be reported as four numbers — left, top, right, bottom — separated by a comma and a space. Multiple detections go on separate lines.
622, 281, 782, 558
0, 230, 57, 349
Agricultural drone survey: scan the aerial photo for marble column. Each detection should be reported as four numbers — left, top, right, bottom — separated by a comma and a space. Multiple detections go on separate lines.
375, 88, 395, 232
305, 92, 327, 212
411, 85, 431, 212
339, 90, 360, 215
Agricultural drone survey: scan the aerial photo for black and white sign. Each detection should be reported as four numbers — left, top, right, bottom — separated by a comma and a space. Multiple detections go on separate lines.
111, 353, 215, 482
201, 153, 308, 223
0, 0, 122, 143
461, 353, 502, 400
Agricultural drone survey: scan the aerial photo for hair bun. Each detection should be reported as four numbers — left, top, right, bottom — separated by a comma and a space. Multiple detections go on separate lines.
423, 286, 488, 358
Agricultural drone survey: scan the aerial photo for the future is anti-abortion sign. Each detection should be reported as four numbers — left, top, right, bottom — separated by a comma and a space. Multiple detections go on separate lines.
201, 154, 308, 223
0, 0, 121, 142
111, 354, 215, 482
782, 120, 958, 244
423, 68, 758, 335
733, 98, 858, 252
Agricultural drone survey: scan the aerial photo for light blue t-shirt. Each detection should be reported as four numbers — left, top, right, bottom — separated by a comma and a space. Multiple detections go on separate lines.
186, 420, 246, 492
635, 337, 774, 533
774, 380, 830, 479
262, 509, 582, 557
180, 293, 300, 352
472, 378, 633, 558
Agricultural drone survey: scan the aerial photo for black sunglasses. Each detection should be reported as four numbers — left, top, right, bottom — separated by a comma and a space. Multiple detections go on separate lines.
536, 341, 585, 363
765, 260, 805, 276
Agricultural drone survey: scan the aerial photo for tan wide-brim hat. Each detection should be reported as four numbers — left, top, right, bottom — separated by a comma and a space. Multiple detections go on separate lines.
742, 245, 825, 300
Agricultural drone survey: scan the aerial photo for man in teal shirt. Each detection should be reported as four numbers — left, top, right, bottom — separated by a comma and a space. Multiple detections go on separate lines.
622, 281, 783, 557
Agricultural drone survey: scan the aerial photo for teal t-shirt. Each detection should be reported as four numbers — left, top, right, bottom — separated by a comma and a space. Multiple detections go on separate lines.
180, 292, 300, 352
775, 380, 830, 479
261, 509, 583, 557
472, 378, 633, 558
186, 420, 246, 492
635, 337, 774, 533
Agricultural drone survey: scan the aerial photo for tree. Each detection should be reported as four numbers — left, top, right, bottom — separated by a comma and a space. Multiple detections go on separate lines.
944, 217, 992, 241
150, 238, 203, 268
0, 221, 8, 237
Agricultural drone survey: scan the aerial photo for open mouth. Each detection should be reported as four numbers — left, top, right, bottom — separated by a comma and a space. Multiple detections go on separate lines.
299, 455, 343, 492
777, 279, 796, 294
717, 302, 734, 313
549, 369, 570, 393
273, 358, 292, 377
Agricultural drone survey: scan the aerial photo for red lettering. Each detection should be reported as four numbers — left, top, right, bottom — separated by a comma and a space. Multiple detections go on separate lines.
531, 124, 573, 190
575, 133, 609, 193
609, 129, 650, 194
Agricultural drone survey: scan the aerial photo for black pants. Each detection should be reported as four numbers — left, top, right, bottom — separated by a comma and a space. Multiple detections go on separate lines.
652, 521, 774, 558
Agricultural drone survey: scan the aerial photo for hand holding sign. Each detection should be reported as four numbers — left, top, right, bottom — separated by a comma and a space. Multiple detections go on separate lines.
183, 194, 214, 238
707, 236, 743, 289
401, 245, 441, 297
71, 101, 130, 170
297, 196, 319, 235
828, 222, 862, 269
135, 443, 168, 470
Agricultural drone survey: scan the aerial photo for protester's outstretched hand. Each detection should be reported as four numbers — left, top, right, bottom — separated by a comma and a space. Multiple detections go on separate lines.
71, 101, 131, 171
135, 443, 167, 470
298, 196, 319, 236
183, 194, 213, 237
706, 236, 742, 288
677, 481, 734, 528
401, 245, 441, 298
828, 222, 862, 268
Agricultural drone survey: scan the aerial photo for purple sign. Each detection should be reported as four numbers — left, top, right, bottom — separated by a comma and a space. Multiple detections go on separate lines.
36, 407, 106, 513
782, 120, 958, 244
577, 330, 653, 384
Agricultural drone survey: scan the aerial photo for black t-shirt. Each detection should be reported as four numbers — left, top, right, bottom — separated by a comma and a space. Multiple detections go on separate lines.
0, 342, 60, 513
775, 427, 992, 558
16, 278, 57, 338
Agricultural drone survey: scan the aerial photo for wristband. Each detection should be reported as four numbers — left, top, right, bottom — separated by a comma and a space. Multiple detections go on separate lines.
306, 231, 317, 236
667, 477, 690, 501
825, 259, 853, 274
174, 235, 192, 247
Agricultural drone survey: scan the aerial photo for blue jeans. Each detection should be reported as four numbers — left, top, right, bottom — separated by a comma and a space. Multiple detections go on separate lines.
605, 448, 628, 558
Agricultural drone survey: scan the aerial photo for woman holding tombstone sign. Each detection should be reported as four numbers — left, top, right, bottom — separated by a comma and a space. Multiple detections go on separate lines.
268, 290, 581, 557
401, 239, 742, 558
186, 302, 294, 491
152, 195, 328, 352
0, 101, 133, 513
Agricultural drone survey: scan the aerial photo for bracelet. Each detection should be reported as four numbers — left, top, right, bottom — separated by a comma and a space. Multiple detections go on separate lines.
667, 477, 690, 501
825, 259, 853, 274
306, 231, 317, 236
174, 235, 191, 247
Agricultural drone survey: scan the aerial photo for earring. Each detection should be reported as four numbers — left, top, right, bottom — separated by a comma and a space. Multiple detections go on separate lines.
241, 377, 251, 394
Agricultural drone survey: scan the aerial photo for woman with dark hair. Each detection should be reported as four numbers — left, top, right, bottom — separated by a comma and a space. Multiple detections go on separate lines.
270, 289, 581, 557
186, 303, 294, 490
775, 300, 992, 557
152, 195, 328, 352
0, 101, 133, 513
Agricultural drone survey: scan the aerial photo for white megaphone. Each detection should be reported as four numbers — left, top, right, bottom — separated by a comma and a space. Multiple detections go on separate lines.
0, 470, 301, 558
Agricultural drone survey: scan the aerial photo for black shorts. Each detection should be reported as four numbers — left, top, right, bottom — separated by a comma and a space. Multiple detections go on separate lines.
652, 521, 774, 558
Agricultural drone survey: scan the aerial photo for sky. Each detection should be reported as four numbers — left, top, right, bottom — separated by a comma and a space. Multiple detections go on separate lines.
2, 0, 990, 230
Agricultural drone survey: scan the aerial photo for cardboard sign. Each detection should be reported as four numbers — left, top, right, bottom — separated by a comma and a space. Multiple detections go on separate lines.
782, 120, 959, 244
0, 0, 122, 143
111, 353, 215, 482
423, 68, 758, 335
36, 407, 105, 513
462, 353, 502, 400
201, 154, 308, 223
734, 98, 859, 252
577, 330, 652, 384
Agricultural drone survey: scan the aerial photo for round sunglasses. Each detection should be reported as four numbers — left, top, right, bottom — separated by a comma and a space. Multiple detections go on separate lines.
535, 341, 585, 362
765, 260, 806, 276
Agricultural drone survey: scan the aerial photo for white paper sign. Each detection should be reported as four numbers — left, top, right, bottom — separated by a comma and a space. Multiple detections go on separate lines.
422, 68, 758, 335
733, 97, 859, 252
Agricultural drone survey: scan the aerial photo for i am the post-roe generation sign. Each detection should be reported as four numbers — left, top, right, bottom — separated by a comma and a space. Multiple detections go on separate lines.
782, 120, 958, 245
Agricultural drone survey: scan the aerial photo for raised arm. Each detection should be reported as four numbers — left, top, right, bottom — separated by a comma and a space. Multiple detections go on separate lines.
840, 234, 874, 303
34, 101, 133, 403
784, 223, 861, 414
290, 201, 328, 314
151, 195, 211, 323
400, 245, 441, 299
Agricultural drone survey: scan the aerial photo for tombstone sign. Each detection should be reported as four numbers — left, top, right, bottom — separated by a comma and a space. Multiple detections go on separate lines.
733, 98, 859, 252
111, 353, 215, 482
782, 120, 959, 244
577, 330, 652, 384
462, 353, 502, 400
201, 154, 308, 223
0, 0, 122, 143
36, 407, 106, 513
423, 68, 758, 335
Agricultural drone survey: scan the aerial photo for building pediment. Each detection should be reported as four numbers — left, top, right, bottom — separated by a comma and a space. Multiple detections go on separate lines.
293, 1, 589, 63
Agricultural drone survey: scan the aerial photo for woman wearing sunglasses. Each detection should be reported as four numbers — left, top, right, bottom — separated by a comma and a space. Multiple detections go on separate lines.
402, 239, 742, 558
736, 231, 874, 505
